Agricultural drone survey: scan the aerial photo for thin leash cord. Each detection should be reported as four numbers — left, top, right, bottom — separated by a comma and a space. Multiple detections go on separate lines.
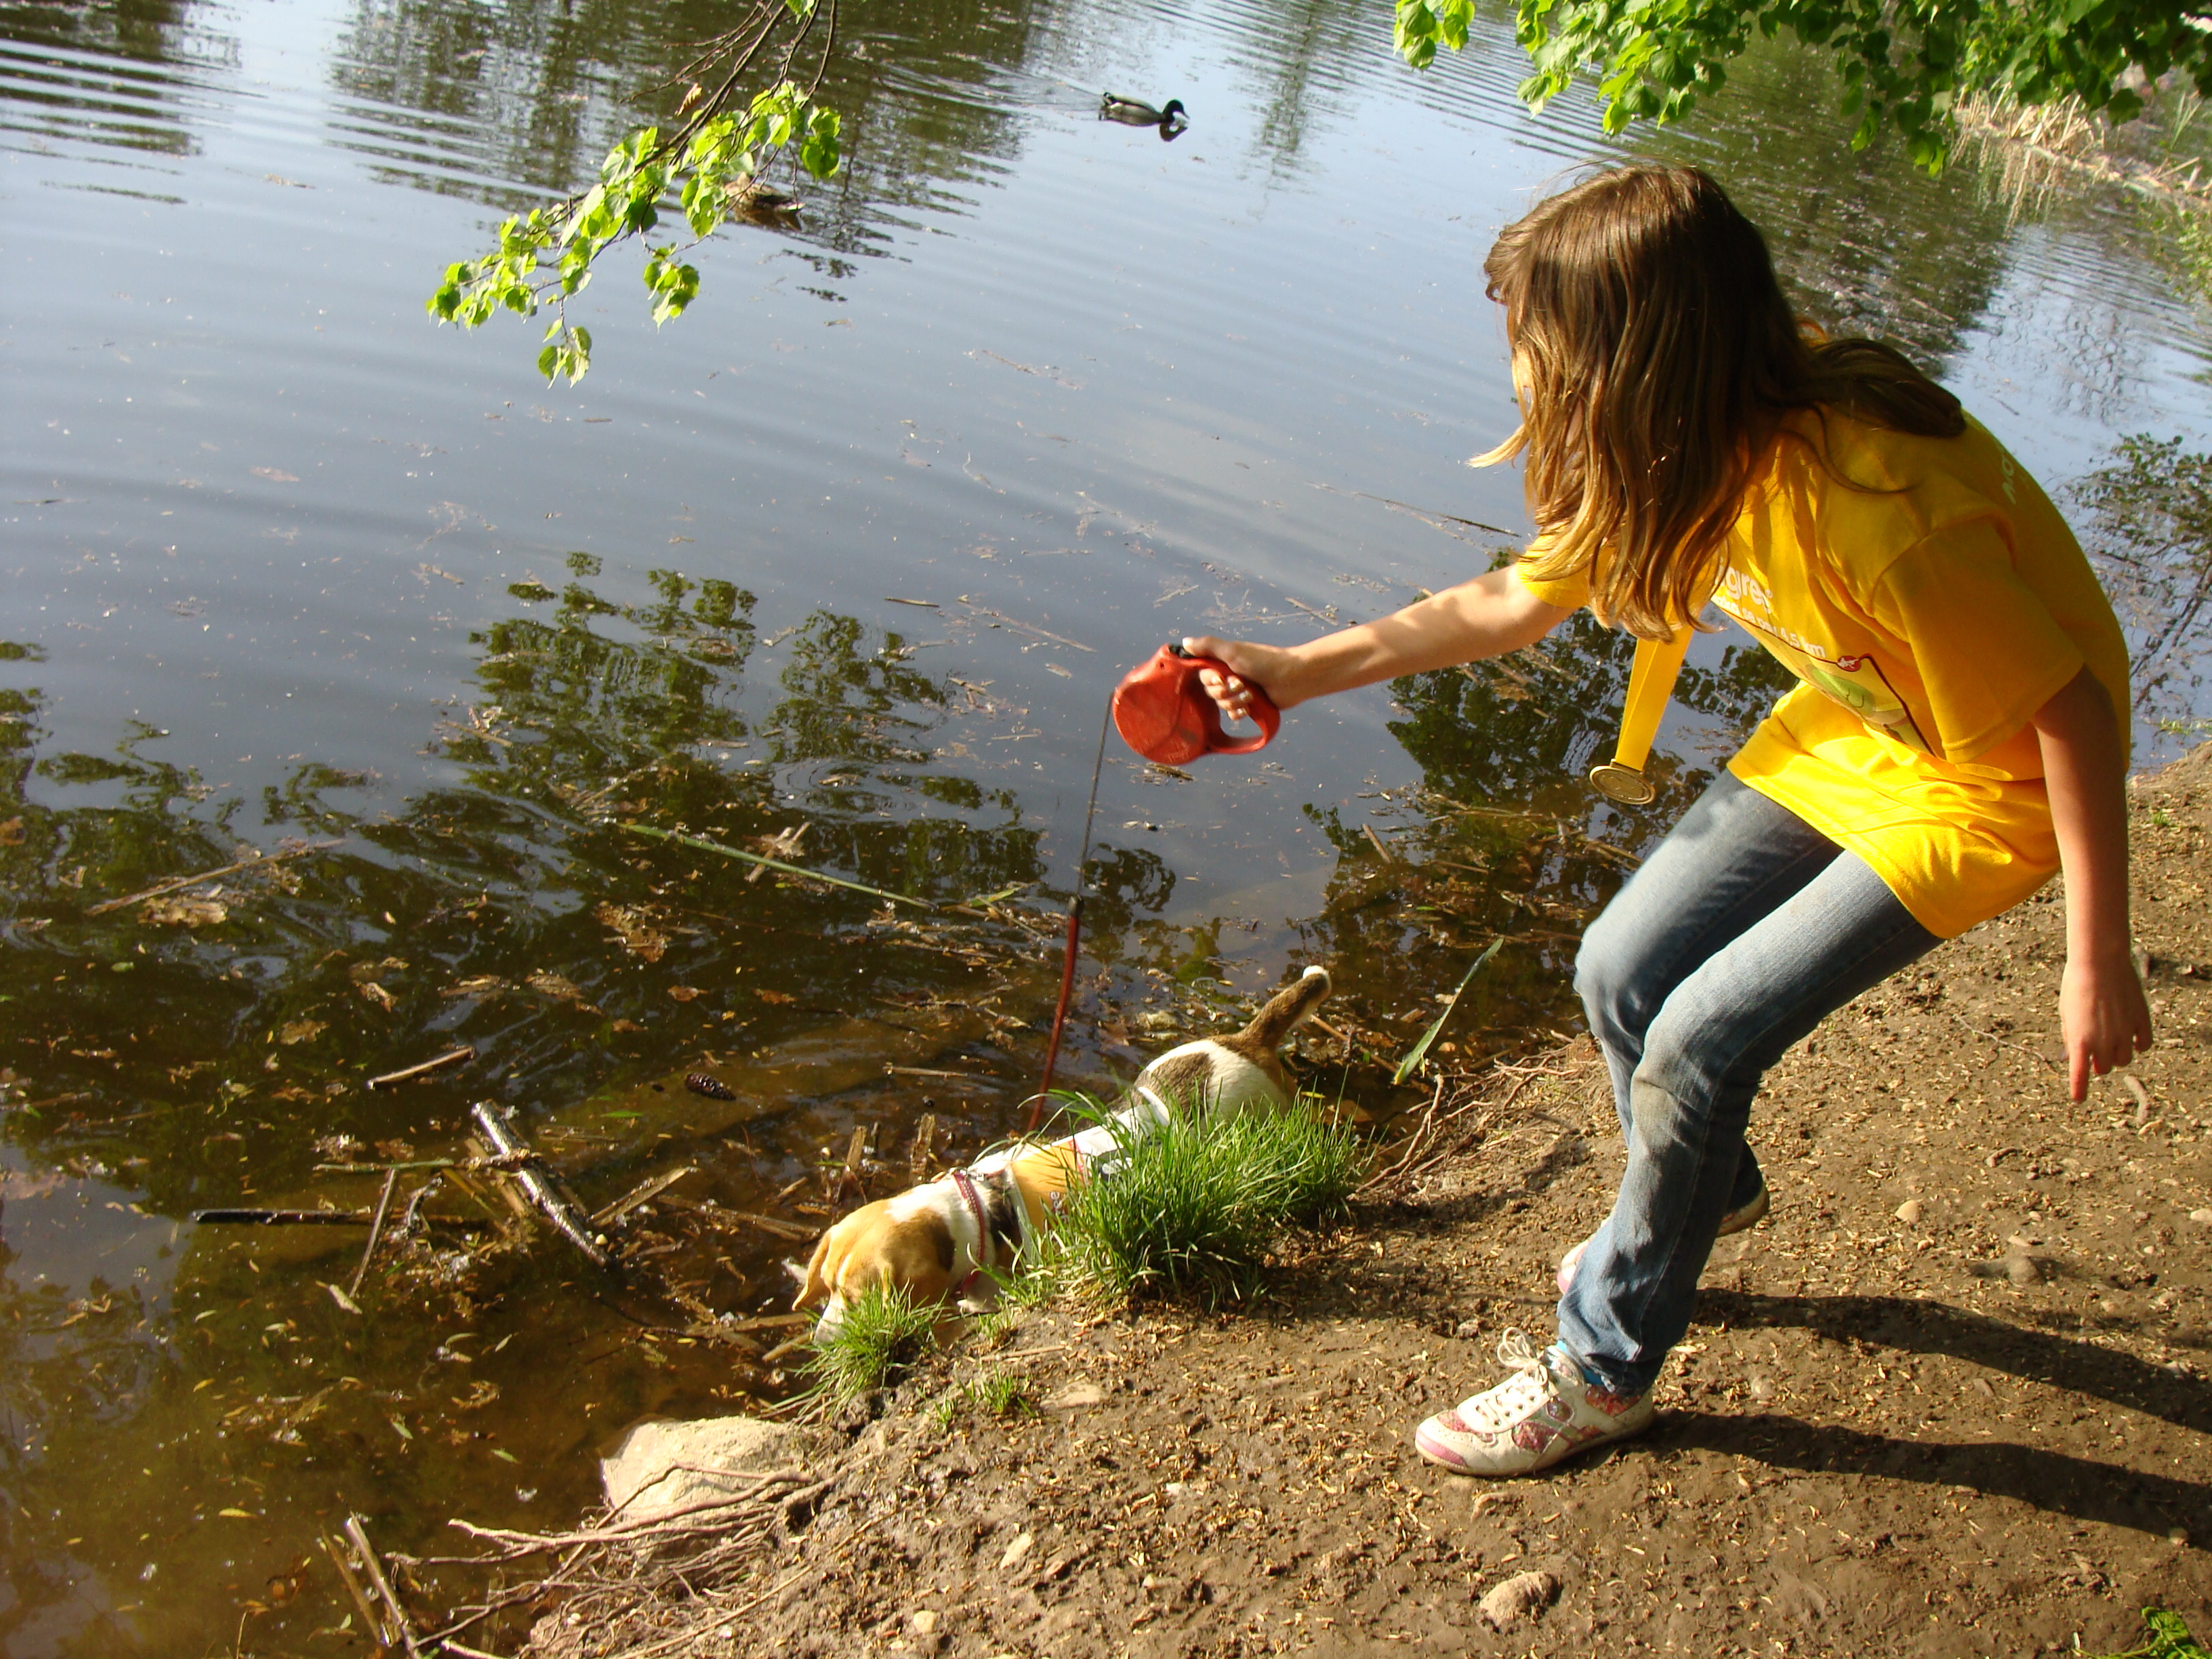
1027, 699, 1115, 1132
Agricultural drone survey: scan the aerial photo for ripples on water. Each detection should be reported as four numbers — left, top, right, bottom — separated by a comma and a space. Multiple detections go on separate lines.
4, 0, 2211, 1649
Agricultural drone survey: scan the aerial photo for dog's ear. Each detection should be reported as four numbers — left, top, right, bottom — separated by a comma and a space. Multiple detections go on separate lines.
1237, 964, 1332, 1050
794, 1225, 839, 1310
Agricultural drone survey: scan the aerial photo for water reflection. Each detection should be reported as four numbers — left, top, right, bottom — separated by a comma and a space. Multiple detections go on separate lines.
0, 0, 233, 164
327, 0, 1047, 257
0, 580, 1203, 1650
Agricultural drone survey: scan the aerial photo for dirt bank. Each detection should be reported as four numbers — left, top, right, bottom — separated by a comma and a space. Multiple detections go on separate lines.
516, 753, 2212, 1658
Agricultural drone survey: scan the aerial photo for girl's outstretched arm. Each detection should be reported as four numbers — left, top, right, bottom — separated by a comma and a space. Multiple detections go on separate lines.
1185, 566, 1571, 719
2032, 666, 2154, 1101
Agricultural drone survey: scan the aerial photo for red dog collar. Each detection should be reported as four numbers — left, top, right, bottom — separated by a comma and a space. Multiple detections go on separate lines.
949, 1168, 994, 1278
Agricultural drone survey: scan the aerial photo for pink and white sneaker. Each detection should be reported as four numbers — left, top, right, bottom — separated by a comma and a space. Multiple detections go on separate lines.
1414, 1329, 1654, 1477
1555, 1185, 1770, 1296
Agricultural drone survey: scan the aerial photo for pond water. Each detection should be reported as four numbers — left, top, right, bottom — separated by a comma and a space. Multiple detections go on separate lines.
6, 0, 2212, 1650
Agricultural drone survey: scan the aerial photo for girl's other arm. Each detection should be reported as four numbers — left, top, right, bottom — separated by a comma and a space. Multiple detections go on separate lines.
2032, 665, 2154, 1101
1185, 566, 1572, 718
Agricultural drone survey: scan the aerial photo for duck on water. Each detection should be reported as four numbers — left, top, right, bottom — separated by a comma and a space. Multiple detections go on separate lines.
1100, 94, 1187, 136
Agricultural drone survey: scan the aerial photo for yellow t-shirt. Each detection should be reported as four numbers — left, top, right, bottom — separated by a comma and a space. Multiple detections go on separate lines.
1517, 409, 2130, 939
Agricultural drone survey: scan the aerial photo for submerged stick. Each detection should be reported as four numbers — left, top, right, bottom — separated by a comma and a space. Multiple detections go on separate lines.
344, 1513, 425, 1659
346, 1169, 399, 1303
705, 1210, 817, 1242
191, 1208, 487, 1229
468, 1102, 618, 1275
320, 1532, 388, 1647
86, 838, 342, 916
588, 1164, 697, 1229
909, 1112, 937, 1184
365, 1046, 474, 1092
619, 822, 933, 909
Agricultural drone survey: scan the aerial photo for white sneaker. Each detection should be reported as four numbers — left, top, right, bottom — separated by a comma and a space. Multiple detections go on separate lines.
1555, 1185, 1769, 1297
1414, 1329, 1654, 1477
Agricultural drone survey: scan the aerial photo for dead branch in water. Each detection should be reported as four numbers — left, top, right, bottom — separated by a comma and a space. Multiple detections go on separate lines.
346, 1168, 400, 1302
469, 1102, 620, 1275
365, 1045, 474, 1091
85, 838, 342, 915
344, 1513, 426, 1658
190, 1207, 488, 1229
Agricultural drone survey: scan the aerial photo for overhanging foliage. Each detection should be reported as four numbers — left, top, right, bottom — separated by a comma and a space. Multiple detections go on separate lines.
1393, 0, 2212, 167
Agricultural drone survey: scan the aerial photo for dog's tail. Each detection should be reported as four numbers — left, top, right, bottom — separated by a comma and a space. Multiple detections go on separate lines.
1237, 964, 1332, 1051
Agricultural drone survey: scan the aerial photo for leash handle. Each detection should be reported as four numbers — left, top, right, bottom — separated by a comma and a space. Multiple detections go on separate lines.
1588, 628, 1689, 806
1111, 643, 1279, 764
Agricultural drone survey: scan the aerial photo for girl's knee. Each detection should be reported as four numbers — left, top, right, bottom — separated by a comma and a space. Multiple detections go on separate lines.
1574, 904, 1655, 1034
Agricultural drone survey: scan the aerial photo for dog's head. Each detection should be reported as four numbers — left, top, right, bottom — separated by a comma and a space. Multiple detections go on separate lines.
794, 1189, 962, 1335
1132, 964, 1334, 1114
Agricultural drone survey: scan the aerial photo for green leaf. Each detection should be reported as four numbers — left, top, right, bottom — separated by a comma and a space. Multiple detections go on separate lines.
1393, 936, 1503, 1086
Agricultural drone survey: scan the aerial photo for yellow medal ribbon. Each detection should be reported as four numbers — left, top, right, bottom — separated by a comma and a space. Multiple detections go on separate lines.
1587, 628, 1689, 806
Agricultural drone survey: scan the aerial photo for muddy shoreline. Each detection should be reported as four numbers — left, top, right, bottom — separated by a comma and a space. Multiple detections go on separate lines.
452, 752, 2212, 1658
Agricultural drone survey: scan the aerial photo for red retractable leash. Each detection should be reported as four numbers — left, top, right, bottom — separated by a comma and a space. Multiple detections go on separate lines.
1025, 645, 1281, 1131
1110, 642, 1282, 764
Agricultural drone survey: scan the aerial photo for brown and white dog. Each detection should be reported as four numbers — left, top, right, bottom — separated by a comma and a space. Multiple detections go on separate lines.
796, 965, 1332, 1336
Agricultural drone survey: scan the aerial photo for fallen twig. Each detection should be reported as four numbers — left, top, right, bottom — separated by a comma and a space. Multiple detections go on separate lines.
718, 1563, 814, 1622
86, 839, 341, 916
722, 1209, 819, 1242
365, 1046, 474, 1092
344, 1513, 426, 1658
620, 823, 933, 909
589, 1165, 698, 1229
1948, 1008, 2060, 1074
346, 1169, 400, 1303
321, 1532, 388, 1645
468, 1103, 619, 1274
959, 600, 1094, 652
191, 1207, 487, 1229
453, 1472, 810, 1551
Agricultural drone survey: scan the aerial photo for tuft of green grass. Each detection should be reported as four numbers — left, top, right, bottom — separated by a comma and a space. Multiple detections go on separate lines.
1041, 1097, 1368, 1308
2088, 1610, 2210, 1659
984, 1258, 1058, 1313
977, 1368, 1036, 1416
928, 1367, 1037, 1430
801, 1284, 939, 1403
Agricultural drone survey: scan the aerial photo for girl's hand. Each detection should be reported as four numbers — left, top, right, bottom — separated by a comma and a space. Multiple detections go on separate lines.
2060, 947, 2153, 1102
1181, 636, 1315, 715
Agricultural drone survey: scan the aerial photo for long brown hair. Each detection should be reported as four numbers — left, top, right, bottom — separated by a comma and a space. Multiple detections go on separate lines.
1480, 164, 1965, 638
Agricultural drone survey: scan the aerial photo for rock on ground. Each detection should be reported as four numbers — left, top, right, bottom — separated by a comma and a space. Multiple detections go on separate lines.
598, 1415, 813, 1520
1477, 1568, 1561, 1629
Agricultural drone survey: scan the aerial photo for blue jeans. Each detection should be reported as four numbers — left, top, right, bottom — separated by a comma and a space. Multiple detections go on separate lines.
1557, 773, 1940, 1396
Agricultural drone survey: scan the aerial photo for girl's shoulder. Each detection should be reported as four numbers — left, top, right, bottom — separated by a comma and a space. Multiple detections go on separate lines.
1752, 407, 2040, 583
1765, 407, 2022, 520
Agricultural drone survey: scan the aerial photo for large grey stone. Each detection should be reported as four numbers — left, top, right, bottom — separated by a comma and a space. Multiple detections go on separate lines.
599, 1416, 812, 1520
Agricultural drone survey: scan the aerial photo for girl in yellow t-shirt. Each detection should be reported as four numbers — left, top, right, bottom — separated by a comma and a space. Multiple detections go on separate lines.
1185, 163, 2151, 1478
